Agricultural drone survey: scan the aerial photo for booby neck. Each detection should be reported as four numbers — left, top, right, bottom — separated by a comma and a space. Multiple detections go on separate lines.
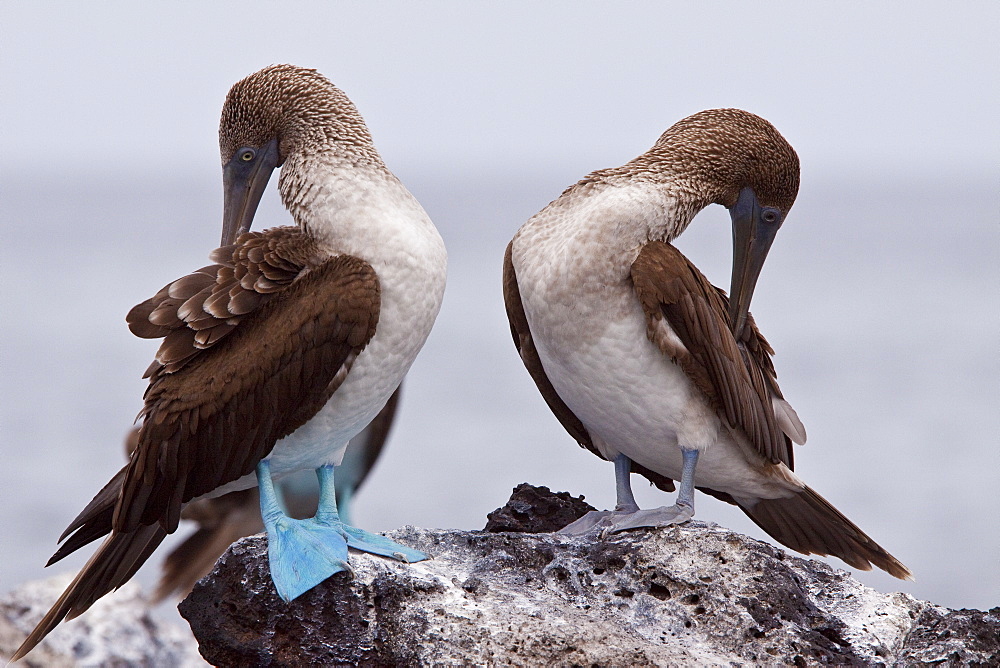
536, 177, 706, 245
220, 64, 445, 277
532, 104, 801, 248
278, 153, 445, 271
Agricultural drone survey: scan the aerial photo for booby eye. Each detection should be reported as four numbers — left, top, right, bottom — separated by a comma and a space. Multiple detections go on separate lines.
239, 148, 256, 162
761, 208, 781, 224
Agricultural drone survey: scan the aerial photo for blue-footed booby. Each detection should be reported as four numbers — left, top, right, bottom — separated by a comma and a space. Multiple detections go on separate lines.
503, 109, 910, 579
122, 385, 400, 601
14, 64, 447, 660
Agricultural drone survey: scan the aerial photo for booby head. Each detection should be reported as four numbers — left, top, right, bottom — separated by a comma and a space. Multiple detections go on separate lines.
646, 108, 800, 338
219, 64, 382, 245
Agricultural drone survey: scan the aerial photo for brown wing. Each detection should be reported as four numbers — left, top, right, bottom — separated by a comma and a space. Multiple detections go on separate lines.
503, 242, 675, 493
629, 244, 913, 579
631, 240, 792, 467
13, 229, 381, 661
127, 226, 328, 376
119, 230, 380, 533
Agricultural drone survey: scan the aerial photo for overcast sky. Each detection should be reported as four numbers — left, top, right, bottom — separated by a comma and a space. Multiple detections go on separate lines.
2, 2, 996, 180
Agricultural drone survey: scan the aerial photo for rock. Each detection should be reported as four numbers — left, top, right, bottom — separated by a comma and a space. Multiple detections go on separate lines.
483, 482, 594, 532
181, 484, 1000, 666
0, 573, 206, 667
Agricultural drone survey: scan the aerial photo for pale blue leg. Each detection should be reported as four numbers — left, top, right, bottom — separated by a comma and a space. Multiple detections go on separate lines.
336, 485, 355, 526
559, 450, 700, 536
257, 460, 349, 602
334, 449, 365, 525
674, 447, 699, 511
612, 448, 698, 532
613, 453, 640, 512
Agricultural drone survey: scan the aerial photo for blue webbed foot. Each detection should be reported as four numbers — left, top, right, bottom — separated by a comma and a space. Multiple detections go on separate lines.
258, 460, 352, 602
257, 460, 428, 601
265, 514, 351, 601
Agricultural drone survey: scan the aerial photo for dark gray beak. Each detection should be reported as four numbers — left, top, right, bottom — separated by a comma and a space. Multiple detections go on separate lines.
728, 186, 783, 338
221, 137, 281, 246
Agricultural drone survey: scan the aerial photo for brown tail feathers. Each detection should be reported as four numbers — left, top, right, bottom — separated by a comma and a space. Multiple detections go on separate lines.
738, 485, 912, 580
11, 524, 168, 661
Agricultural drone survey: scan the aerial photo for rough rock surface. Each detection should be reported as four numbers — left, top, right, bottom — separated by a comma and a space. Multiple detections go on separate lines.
0, 573, 205, 667
182, 485, 1000, 666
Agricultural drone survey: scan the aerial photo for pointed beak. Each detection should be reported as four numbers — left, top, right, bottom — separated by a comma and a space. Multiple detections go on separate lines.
728, 186, 782, 338
221, 137, 281, 246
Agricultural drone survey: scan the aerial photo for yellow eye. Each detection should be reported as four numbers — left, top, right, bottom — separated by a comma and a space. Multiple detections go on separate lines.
240, 149, 255, 162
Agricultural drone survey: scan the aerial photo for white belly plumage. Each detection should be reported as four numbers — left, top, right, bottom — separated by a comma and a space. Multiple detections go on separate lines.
531, 296, 788, 498
268, 288, 440, 477
208, 246, 446, 498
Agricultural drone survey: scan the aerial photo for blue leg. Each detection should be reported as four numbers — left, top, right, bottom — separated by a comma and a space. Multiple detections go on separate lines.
335, 484, 355, 526
612, 447, 698, 532
560, 450, 700, 536
613, 453, 640, 512
325, 464, 427, 562
257, 460, 350, 602
674, 447, 699, 510
310, 465, 427, 562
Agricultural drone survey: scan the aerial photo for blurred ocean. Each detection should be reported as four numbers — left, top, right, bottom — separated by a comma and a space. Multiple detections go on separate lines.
1, 167, 997, 620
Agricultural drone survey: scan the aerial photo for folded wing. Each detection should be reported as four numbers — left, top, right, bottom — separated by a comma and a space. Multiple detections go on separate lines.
14, 227, 380, 660
631, 240, 800, 468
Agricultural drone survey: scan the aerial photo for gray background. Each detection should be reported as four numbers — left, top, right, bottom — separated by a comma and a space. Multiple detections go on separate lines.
2, 0, 997, 620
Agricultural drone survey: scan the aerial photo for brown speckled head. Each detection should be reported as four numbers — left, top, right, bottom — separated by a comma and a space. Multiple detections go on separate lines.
645, 109, 800, 214
219, 64, 379, 166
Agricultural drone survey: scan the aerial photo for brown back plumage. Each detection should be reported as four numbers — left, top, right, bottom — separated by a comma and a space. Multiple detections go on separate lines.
128, 226, 327, 374
120, 227, 380, 534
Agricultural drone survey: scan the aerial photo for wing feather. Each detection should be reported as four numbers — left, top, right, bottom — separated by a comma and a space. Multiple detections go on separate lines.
631, 241, 797, 467
122, 245, 378, 532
